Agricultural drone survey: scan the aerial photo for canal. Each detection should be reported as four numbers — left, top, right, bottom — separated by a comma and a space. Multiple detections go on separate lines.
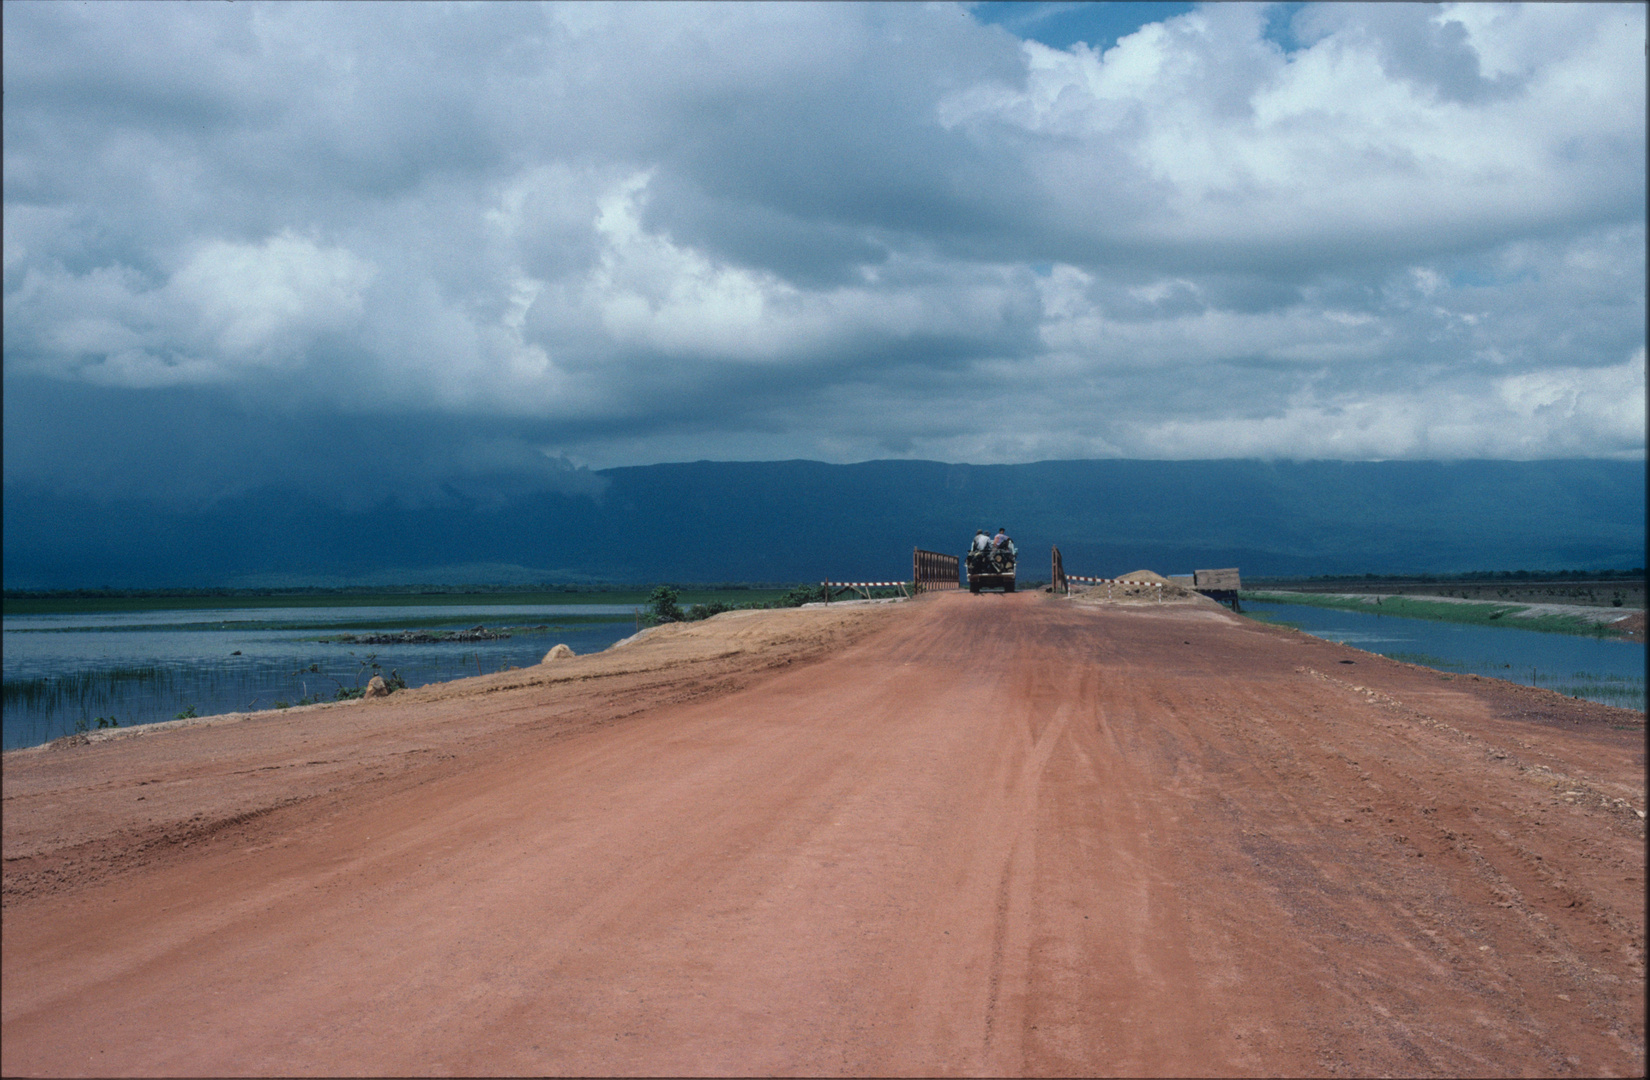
1243, 601, 1645, 713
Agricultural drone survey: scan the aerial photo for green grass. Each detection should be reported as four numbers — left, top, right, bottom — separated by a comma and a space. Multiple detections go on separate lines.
1241, 591, 1626, 638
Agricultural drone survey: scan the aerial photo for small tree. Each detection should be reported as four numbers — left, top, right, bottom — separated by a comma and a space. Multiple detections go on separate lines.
647, 585, 683, 624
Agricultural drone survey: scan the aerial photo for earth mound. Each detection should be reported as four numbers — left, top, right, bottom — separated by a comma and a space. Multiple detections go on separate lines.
1072, 568, 1198, 602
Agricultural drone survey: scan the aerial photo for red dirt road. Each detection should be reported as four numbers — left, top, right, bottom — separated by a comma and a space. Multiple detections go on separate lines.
3, 593, 1644, 1076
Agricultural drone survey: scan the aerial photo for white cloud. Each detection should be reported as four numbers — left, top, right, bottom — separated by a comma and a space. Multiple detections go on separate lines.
584, 172, 807, 360
1496, 350, 1647, 449
5, 232, 373, 387
941, 2, 1643, 252
1123, 349, 1647, 460
170, 232, 373, 365
2, 0, 1643, 480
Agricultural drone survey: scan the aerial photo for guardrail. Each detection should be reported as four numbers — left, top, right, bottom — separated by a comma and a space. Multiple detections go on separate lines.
822, 581, 911, 602
913, 548, 960, 591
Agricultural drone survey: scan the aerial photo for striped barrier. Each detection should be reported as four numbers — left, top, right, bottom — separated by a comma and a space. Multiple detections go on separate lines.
1062, 575, 1164, 602
822, 580, 911, 602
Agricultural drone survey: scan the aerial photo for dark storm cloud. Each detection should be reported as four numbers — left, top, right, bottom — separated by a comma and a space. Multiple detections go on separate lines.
3, 1, 1644, 504
0, 376, 607, 509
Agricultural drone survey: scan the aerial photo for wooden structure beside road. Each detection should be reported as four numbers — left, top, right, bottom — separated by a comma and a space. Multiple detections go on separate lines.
1194, 568, 1242, 610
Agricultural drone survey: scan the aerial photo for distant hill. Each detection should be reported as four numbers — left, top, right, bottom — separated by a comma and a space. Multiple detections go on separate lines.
3, 459, 1643, 588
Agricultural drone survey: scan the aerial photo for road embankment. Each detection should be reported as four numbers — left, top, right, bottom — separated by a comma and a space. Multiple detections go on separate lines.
3, 592, 1643, 1076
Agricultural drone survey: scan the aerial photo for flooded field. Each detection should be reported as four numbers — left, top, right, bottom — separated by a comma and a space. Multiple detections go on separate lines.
3, 603, 642, 750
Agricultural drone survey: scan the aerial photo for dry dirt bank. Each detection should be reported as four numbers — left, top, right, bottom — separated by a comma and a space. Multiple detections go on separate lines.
3, 602, 896, 887
3, 592, 1643, 1077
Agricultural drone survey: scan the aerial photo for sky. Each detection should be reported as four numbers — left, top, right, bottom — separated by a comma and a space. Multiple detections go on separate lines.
4, 1, 1645, 512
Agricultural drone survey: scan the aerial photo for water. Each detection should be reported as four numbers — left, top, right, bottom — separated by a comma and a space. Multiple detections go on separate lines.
3, 604, 644, 750
1245, 601, 1646, 712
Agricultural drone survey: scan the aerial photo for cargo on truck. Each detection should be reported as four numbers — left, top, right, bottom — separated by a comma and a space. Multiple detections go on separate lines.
965, 529, 1017, 594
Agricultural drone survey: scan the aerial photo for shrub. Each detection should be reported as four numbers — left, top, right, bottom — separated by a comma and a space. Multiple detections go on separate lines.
645, 586, 683, 625
776, 584, 826, 607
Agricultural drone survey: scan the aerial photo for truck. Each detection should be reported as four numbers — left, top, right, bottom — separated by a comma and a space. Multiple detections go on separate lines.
965, 535, 1016, 593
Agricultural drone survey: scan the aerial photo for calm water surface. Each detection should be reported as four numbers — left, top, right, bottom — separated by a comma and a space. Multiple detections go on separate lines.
3, 604, 641, 750
1245, 601, 1645, 712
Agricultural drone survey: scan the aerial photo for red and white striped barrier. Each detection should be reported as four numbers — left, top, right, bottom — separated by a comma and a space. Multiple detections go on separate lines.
1063, 576, 1163, 602
822, 580, 911, 601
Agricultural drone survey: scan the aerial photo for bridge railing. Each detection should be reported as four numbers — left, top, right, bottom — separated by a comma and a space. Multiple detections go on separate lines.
913, 548, 960, 591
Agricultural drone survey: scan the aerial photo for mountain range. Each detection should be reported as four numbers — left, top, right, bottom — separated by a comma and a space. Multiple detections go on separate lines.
4, 459, 1643, 589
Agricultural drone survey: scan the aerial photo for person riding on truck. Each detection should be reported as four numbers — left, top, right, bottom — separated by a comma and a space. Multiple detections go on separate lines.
966, 526, 1017, 592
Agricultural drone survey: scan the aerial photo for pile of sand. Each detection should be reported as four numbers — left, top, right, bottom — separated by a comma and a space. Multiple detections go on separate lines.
1071, 569, 1197, 602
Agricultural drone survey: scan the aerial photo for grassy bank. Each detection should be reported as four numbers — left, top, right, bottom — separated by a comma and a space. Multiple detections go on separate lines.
1241, 591, 1630, 638
1244, 573, 1643, 610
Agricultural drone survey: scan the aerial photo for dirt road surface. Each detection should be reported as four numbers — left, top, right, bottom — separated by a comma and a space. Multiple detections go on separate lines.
4, 593, 1644, 1076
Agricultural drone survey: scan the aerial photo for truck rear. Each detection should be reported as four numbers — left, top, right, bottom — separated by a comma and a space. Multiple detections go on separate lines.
965, 544, 1016, 593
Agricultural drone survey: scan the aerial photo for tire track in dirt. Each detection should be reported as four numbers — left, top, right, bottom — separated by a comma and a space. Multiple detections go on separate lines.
2, 592, 1642, 1077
